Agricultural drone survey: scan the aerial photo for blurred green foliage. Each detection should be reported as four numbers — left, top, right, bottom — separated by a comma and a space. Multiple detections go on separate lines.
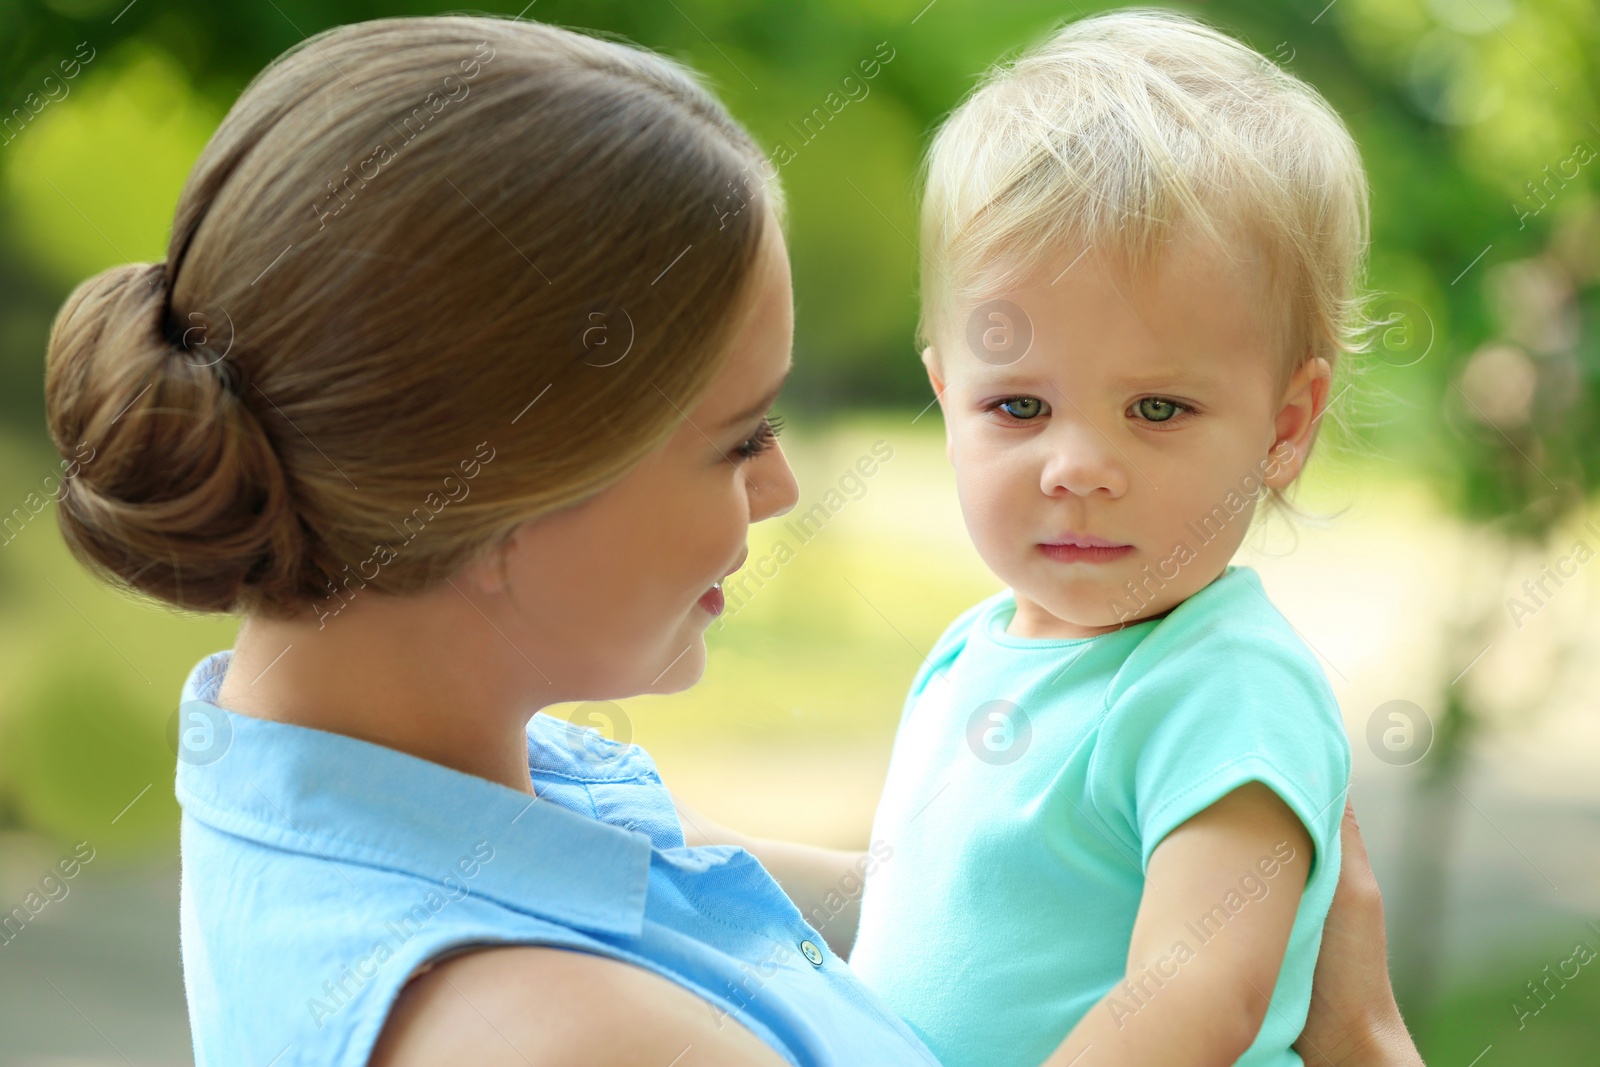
0, 429, 235, 850
5, 43, 221, 284
0, 661, 177, 849
3, 0, 1590, 430
1426, 943, 1600, 1064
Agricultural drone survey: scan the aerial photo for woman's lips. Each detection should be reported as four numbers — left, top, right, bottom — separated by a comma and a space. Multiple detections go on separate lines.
1038, 541, 1133, 564
697, 584, 725, 616
696, 548, 749, 617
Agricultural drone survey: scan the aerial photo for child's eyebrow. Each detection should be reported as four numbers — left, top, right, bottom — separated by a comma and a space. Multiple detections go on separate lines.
968, 368, 1220, 392
1108, 369, 1220, 391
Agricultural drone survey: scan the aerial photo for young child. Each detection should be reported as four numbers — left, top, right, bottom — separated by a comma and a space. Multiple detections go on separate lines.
848, 10, 1367, 1067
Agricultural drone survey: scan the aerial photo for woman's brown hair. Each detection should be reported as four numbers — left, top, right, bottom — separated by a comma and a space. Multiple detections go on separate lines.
44, 15, 781, 618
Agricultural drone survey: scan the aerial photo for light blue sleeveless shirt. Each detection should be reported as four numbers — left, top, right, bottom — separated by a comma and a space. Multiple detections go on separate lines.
174, 650, 941, 1067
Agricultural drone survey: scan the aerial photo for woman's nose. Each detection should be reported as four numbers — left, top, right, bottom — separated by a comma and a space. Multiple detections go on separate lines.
749, 445, 801, 520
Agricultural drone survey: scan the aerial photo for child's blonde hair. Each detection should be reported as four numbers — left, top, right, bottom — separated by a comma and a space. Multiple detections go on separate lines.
919, 7, 1372, 408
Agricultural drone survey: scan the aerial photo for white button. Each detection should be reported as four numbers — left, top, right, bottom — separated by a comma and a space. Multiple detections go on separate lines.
800, 939, 823, 966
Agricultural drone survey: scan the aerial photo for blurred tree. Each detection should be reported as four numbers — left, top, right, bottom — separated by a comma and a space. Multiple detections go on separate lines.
1328, 0, 1600, 1027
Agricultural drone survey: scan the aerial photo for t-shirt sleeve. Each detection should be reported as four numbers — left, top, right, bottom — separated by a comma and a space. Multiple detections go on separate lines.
896, 590, 1008, 727
1088, 627, 1351, 876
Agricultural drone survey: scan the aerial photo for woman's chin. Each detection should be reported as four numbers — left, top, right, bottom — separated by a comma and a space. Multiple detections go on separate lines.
643, 635, 708, 696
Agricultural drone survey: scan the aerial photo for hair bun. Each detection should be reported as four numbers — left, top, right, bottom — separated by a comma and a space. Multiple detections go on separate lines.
44, 262, 314, 614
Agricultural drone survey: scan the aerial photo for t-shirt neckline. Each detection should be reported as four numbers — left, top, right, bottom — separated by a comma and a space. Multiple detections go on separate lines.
980, 564, 1244, 650
981, 590, 1156, 650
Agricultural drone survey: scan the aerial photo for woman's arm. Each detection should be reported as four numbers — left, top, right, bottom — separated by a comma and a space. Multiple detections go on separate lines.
674, 796, 871, 959
1296, 799, 1424, 1067
372, 946, 791, 1067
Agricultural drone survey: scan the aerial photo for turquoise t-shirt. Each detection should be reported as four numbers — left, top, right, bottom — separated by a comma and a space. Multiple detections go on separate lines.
850, 565, 1350, 1067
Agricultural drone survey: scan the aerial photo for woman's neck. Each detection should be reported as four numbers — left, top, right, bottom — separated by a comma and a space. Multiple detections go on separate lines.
214, 588, 541, 795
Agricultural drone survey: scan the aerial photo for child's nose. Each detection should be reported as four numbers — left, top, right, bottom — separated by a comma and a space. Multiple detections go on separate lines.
1038, 418, 1129, 499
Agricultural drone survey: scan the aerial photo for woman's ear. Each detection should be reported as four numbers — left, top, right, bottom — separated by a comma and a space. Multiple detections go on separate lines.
457, 524, 521, 597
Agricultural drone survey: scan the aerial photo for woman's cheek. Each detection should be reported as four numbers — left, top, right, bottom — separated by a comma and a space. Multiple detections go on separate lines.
716, 478, 751, 558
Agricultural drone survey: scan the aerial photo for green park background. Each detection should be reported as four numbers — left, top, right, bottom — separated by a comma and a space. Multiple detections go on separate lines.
0, 0, 1597, 1062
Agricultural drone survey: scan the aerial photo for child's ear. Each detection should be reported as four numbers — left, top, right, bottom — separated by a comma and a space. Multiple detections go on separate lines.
921, 346, 955, 465
921, 345, 946, 394
1264, 354, 1332, 489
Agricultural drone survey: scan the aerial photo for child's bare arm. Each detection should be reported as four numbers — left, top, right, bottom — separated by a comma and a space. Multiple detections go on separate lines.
1042, 782, 1313, 1067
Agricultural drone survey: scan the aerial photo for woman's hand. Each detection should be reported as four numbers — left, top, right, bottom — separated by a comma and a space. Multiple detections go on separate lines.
1295, 798, 1424, 1066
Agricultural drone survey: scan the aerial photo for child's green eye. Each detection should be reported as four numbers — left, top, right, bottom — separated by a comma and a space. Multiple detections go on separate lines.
998, 397, 1045, 420
1133, 397, 1187, 423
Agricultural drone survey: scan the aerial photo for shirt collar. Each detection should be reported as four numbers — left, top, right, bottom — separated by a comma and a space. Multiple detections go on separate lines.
175, 650, 652, 939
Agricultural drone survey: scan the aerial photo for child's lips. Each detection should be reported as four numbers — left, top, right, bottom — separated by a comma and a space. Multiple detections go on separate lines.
1042, 532, 1128, 549
1038, 540, 1133, 564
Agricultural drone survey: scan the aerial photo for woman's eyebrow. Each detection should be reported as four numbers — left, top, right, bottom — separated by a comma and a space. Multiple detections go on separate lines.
717, 367, 792, 429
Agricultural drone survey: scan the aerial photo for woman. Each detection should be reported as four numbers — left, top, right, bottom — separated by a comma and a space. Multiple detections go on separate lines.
43, 15, 1421, 1066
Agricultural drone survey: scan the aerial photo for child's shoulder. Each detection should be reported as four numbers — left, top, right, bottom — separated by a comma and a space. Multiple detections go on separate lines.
1121, 564, 1326, 689
1092, 565, 1351, 862
904, 586, 1014, 700
1100, 564, 1346, 746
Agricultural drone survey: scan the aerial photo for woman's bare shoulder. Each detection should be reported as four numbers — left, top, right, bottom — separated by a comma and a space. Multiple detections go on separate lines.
370, 945, 791, 1067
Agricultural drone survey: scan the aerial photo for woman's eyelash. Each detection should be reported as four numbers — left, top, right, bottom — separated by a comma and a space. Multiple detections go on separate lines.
735, 414, 784, 460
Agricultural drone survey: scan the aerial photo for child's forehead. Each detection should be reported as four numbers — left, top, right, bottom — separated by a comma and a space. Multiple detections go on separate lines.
1038, 222, 1275, 296
941, 229, 1289, 377
934, 252, 1299, 398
